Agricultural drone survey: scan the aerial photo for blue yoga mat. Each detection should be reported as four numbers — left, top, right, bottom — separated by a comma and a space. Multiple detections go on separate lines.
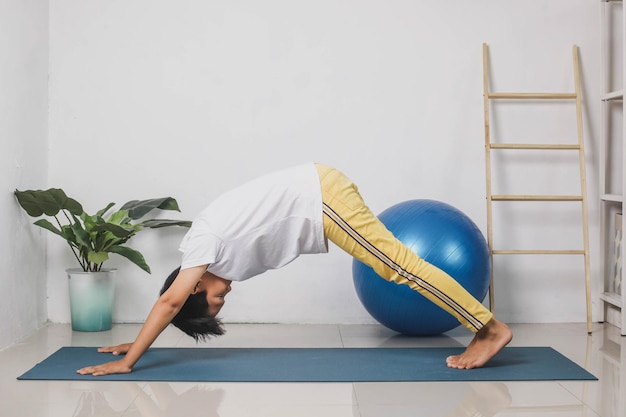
17, 346, 596, 382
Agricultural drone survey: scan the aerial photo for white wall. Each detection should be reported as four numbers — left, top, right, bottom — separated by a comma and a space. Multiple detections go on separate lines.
1, 0, 49, 349
46, 0, 601, 327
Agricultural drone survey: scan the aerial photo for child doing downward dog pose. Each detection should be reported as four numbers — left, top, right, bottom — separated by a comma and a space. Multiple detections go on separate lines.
77, 163, 512, 376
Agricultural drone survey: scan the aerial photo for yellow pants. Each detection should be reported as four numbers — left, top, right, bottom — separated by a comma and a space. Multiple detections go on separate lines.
315, 163, 493, 333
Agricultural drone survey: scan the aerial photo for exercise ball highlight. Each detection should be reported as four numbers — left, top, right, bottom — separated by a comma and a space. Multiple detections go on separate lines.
352, 199, 490, 336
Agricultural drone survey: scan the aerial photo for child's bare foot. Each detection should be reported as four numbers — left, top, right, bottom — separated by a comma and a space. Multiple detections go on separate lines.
446, 318, 512, 369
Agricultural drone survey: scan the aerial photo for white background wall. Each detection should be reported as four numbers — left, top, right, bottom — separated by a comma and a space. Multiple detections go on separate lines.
1, 0, 49, 350
41, 0, 603, 328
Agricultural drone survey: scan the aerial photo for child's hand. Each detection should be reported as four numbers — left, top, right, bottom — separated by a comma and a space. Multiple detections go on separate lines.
76, 359, 132, 376
97, 343, 132, 356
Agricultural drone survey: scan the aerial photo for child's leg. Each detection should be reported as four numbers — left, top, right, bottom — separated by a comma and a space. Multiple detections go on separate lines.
315, 163, 493, 333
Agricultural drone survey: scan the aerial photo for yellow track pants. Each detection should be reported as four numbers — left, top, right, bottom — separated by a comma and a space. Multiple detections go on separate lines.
315, 163, 493, 333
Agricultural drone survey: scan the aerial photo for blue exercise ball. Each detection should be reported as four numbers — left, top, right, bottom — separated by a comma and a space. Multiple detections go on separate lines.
352, 199, 491, 336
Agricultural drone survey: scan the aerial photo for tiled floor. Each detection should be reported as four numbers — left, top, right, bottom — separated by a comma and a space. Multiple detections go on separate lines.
0, 321, 624, 416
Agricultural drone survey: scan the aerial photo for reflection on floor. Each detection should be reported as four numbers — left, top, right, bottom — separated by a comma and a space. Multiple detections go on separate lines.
0, 322, 623, 416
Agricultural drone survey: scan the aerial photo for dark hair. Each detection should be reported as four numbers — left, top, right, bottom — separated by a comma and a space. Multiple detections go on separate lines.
160, 267, 225, 341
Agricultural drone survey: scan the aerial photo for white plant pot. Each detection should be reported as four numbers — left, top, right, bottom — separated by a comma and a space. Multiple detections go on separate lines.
67, 268, 116, 332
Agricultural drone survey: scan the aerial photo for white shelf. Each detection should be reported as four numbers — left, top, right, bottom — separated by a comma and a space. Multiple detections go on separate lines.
601, 194, 624, 203
601, 292, 623, 308
600, 0, 626, 336
603, 90, 624, 100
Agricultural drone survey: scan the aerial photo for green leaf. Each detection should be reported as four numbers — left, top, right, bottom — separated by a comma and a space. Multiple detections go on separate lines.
70, 221, 92, 250
107, 209, 130, 226
60, 225, 80, 248
96, 202, 116, 218
140, 219, 192, 228
15, 188, 83, 217
98, 232, 120, 250
92, 229, 117, 252
80, 212, 98, 234
109, 245, 151, 273
88, 251, 109, 264
121, 197, 181, 220
33, 219, 64, 237
92, 223, 136, 238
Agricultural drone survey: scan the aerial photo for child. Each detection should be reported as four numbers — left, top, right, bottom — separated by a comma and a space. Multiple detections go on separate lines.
77, 163, 512, 376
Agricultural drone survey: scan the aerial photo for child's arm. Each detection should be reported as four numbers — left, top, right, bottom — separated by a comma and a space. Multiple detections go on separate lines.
76, 265, 208, 376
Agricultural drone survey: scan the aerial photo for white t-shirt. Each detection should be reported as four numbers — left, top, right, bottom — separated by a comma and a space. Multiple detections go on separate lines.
178, 163, 328, 281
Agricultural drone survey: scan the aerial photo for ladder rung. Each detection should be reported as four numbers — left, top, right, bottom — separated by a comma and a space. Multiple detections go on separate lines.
493, 249, 585, 255
491, 195, 583, 201
488, 92, 577, 100
489, 143, 580, 150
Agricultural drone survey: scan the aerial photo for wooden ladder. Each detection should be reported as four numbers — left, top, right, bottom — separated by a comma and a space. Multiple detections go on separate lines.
482, 43, 592, 333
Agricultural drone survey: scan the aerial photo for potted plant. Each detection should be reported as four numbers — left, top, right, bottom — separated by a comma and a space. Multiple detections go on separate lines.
14, 188, 191, 332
